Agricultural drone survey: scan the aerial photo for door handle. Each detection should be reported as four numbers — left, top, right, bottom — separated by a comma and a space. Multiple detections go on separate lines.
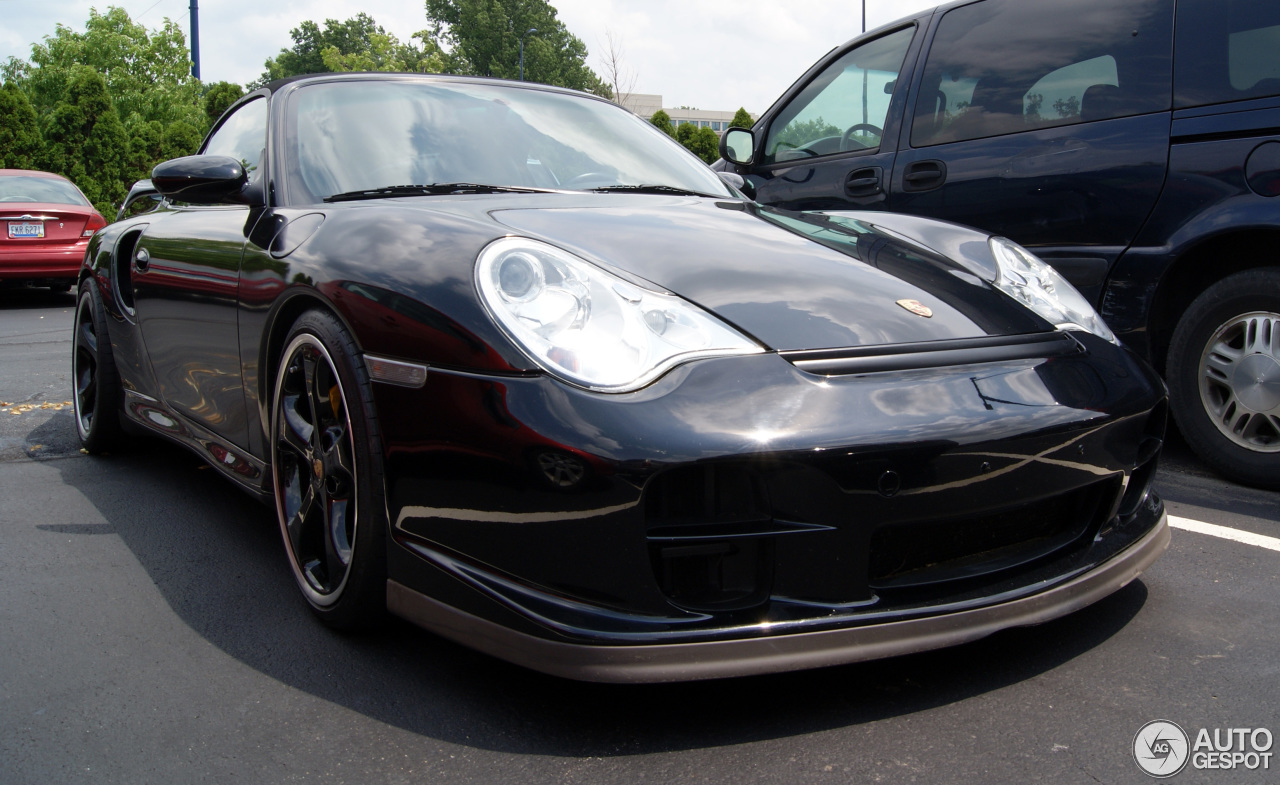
902, 160, 947, 192
134, 247, 150, 272
844, 166, 883, 198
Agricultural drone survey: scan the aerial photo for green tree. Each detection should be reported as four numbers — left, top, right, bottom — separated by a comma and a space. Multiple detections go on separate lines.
670, 122, 720, 164
203, 81, 245, 126
4, 7, 214, 212
18, 7, 202, 132
39, 66, 129, 214
730, 107, 754, 129
258, 14, 442, 85
0, 82, 45, 169
649, 109, 674, 137
675, 120, 697, 147
690, 126, 720, 163
424, 0, 609, 95
321, 30, 444, 73
126, 119, 202, 185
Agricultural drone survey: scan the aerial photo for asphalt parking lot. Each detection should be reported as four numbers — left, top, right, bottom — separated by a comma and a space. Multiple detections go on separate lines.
2, 287, 1277, 784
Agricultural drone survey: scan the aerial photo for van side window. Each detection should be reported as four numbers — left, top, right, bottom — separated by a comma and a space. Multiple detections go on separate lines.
911, 0, 1173, 147
1025, 56, 1119, 125
763, 27, 914, 165
1175, 0, 1280, 107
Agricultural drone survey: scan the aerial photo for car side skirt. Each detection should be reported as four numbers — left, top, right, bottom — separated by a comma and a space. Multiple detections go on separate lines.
387, 512, 1169, 683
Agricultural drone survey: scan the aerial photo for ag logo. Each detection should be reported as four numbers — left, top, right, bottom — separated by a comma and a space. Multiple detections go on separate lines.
1134, 720, 1190, 778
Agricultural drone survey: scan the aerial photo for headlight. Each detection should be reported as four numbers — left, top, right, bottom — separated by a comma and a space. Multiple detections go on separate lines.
988, 236, 1118, 344
476, 237, 763, 391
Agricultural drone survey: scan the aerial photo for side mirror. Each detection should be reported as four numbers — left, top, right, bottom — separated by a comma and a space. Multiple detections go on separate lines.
716, 171, 756, 201
151, 155, 249, 204
116, 179, 163, 223
720, 128, 756, 166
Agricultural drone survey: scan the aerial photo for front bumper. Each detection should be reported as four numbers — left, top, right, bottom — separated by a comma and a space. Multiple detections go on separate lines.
375, 333, 1168, 679
388, 514, 1168, 682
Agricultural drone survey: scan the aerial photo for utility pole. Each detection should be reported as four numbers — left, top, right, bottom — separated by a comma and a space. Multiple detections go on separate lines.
520, 28, 537, 81
189, 0, 201, 81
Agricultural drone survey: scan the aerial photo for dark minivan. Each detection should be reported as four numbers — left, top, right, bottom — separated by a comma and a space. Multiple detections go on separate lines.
718, 0, 1280, 489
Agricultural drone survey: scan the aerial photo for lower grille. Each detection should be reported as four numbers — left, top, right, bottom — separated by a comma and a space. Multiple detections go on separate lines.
868, 479, 1118, 590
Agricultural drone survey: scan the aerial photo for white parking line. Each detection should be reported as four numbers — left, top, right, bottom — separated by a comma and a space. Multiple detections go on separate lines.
1169, 515, 1280, 553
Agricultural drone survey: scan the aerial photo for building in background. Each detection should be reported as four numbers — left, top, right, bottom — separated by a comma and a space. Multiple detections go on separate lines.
619, 93, 756, 135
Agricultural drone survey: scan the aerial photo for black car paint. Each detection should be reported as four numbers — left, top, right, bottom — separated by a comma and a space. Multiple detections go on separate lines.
81, 74, 1168, 679
721, 0, 1280, 370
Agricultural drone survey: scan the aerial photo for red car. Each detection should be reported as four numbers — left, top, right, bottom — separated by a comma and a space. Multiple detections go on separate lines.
1, 169, 106, 292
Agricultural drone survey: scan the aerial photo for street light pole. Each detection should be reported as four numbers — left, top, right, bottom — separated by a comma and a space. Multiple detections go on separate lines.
519, 28, 538, 81
189, 0, 201, 81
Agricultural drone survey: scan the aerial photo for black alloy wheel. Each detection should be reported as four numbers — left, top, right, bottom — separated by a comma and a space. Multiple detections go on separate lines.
72, 278, 125, 452
1168, 267, 1280, 490
271, 310, 387, 629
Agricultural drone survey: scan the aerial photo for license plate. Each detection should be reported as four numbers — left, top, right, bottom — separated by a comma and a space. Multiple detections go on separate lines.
8, 222, 44, 239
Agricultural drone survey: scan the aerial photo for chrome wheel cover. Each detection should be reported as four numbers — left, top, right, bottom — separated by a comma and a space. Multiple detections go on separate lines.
1198, 310, 1280, 452
272, 334, 360, 606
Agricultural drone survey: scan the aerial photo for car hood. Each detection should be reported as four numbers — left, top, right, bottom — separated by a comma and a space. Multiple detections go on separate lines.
485, 197, 1047, 352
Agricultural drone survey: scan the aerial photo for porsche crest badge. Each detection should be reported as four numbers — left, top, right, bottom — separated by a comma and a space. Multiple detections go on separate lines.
896, 298, 933, 318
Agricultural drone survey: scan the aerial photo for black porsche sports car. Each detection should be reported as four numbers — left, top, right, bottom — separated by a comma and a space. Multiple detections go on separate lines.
74, 73, 1169, 683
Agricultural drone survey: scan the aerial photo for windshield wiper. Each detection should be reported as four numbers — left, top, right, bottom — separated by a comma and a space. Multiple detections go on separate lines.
588, 184, 717, 197
324, 183, 555, 202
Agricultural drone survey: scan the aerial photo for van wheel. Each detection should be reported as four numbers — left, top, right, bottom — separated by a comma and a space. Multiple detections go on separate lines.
1167, 268, 1280, 489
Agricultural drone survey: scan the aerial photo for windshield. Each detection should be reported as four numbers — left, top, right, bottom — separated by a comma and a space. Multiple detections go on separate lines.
0, 175, 90, 206
284, 79, 733, 203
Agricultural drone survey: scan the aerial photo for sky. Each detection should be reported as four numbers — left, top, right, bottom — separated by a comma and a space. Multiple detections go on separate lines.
0, 0, 942, 116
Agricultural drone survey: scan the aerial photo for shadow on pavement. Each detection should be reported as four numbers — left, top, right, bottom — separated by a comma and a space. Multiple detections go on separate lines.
0, 286, 76, 311
48, 424, 1150, 758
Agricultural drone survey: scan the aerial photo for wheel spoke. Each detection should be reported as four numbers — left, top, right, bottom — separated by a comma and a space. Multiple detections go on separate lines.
1266, 414, 1280, 441
76, 364, 95, 400
323, 424, 355, 480
1202, 349, 1236, 381
1238, 412, 1279, 446
1243, 315, 1268, 354
323, 495, 353, 581
279, 393, 314, 456
1211, 389, 1238, 424
76, 317, 97, 355
283, 463, 313, 552
301, 351, 326, 449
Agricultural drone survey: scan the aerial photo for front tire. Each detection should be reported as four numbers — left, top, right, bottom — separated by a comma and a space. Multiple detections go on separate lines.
72, 278, 126, 453
1167, 268, 1280, 489
271, 310, 387, 630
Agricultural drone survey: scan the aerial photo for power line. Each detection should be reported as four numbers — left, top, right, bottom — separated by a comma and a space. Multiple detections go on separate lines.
133, 0, 171, 22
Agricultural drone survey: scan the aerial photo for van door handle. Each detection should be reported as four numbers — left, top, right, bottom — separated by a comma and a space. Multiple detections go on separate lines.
902, 160, 947, 192
844, 166, 883, 197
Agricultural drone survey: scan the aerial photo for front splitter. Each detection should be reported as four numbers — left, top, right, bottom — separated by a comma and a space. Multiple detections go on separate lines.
387, 513, 1170, 683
